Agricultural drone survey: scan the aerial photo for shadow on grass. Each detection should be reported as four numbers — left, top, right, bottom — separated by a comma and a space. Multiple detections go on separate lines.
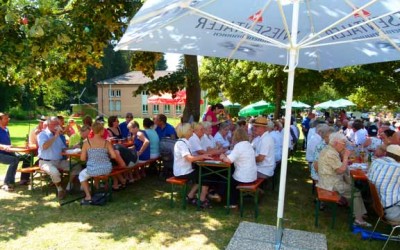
0, 175, 264, 249
0, 148, 393, 249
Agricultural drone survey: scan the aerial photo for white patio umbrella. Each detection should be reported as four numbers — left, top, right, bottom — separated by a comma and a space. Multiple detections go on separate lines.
333, 98, 357, 108
282, 100, 311, 109
115, 0, 400, 247
314, 100, 340, 109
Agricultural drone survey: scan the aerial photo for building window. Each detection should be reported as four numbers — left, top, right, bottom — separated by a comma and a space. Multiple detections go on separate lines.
115, 100, 121, 111
109, 100, 114, 111
141, 90, 150, 96
176, 104, 182, 114
142, 104, 148, 114
153, 104, 159, 114
109, 89, 121, 97
109, 100, 121, 111
164, 105, 170, 114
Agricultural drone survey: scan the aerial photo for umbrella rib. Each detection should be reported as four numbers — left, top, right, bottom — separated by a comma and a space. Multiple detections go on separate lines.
228, 0, 274, 58
298, 0, 382, 47
302, 10, 400, 51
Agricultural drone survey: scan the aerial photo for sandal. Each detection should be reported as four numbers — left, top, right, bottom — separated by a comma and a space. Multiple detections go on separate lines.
200, 199, 212, 209
80, 199, 92, 206
186, 196, 198, 205
353, 219, 372, 227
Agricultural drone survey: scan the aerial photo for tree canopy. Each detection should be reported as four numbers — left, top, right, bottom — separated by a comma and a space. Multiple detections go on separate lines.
1, 0, 140, 86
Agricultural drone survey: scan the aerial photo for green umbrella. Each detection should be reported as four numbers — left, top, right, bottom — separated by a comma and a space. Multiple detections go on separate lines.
333, 98, 356, 108
238, 100, 275, 117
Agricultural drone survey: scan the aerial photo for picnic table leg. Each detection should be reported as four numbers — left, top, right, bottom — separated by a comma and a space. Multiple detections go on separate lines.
197, 166, 202, 210
226, 167, 231, 214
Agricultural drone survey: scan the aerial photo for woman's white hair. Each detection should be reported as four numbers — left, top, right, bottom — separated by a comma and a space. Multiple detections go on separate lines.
328, 132, 346, 145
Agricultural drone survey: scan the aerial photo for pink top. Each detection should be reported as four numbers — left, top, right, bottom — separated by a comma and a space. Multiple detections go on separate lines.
204, 109, 218, 136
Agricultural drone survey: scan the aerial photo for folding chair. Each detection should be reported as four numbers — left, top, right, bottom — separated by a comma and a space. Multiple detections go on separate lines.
368, 181, 400, 249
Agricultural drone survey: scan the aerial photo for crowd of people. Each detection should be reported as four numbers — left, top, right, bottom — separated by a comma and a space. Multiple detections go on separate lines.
0, 112, 175, 205
1, 106, 399, 220
304, 109, 400, 227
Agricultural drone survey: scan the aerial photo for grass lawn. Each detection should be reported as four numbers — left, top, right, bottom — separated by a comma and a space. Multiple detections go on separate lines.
0, 120, 397, 249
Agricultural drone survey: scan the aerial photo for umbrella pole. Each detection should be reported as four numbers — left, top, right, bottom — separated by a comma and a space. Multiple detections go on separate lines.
275, 2, 299, 249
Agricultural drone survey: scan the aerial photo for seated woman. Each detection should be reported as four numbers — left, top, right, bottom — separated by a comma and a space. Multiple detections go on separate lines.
214, 121, 231, 150
143, 118, 160, 159
128, 120, 150, 179
128, 121, 150, 161
317, 132, 371, 227
174, 123, 213, 208
79, 121, 116, 205
220, 128, 257, 208
107, 116, 123, 139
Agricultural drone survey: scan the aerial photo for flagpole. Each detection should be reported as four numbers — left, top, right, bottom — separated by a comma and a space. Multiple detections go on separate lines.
275, 1, 299, 249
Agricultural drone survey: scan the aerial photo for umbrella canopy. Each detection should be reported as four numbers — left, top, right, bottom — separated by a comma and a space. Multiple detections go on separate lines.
314, 100, 340, 109
333, 98, 356, 108
282, 100, 310, 109
116, 0, 400, 245
221, 100, 241, 107
238, 100, 275, 117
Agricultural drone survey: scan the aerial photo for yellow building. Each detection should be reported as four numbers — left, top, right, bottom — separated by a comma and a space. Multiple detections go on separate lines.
97, 71, 184, 118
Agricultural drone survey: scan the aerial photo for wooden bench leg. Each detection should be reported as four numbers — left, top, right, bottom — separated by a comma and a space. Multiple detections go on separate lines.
255, 189, 259, 219
239, 190, 244, 217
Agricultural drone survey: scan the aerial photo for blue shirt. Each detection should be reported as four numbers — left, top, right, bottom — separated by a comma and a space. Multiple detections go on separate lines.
134, 130, 150, 161
119, 121, 129, 138
155, 123, 177, 139
301, 117, 311, 130
368, 157, 400, 208
38, 129, 66, 160
0, 126, 11, 154
145, 128, 160, 157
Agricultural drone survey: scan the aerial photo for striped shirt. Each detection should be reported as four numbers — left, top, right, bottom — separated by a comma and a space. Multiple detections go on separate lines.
368, 157, 400, 208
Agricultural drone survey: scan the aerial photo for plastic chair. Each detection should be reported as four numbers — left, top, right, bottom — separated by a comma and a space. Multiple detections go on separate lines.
368, 181, 400, 249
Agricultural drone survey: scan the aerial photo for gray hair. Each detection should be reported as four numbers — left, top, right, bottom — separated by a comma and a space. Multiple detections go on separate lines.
317, 124, 334, 139
329, 132, 346, 146
201, 121, 212, 129
47, 116, 59, 123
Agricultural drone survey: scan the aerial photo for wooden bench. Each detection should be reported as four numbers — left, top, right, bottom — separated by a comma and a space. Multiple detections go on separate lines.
17, 166, 41, 191
92, 167, 129, 201
166, 177, 189, 209
237, 178, 265, 219
315, 187, 341, 229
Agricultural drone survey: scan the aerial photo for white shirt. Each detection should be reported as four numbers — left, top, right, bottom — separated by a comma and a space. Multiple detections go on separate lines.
354, 128, 368, 146
214, 132, 230, 149
188, 133, 203, 156
270, 130, 283, 162
254, 131, 275, 176
306, 132, 322, 162
228, 141, 257, 183
200, 134, 216, 151
173, 139, 193, 176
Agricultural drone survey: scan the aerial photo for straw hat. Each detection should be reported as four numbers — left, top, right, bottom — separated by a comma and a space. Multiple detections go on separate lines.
386, 145, 400, 157
253, 116, 269, 127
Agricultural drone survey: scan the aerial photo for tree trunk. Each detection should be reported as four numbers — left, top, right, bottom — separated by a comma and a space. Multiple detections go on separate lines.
182, 55, 201, 123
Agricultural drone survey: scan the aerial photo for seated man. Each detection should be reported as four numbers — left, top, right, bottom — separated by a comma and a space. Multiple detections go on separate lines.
154, 114, 177, 139
368, 144, 400, 223
0, 112, 19, 191
0, 112, 32, 190
317, 132, 370, 227
38, 116, 81, 199
251, 117, 275, 179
